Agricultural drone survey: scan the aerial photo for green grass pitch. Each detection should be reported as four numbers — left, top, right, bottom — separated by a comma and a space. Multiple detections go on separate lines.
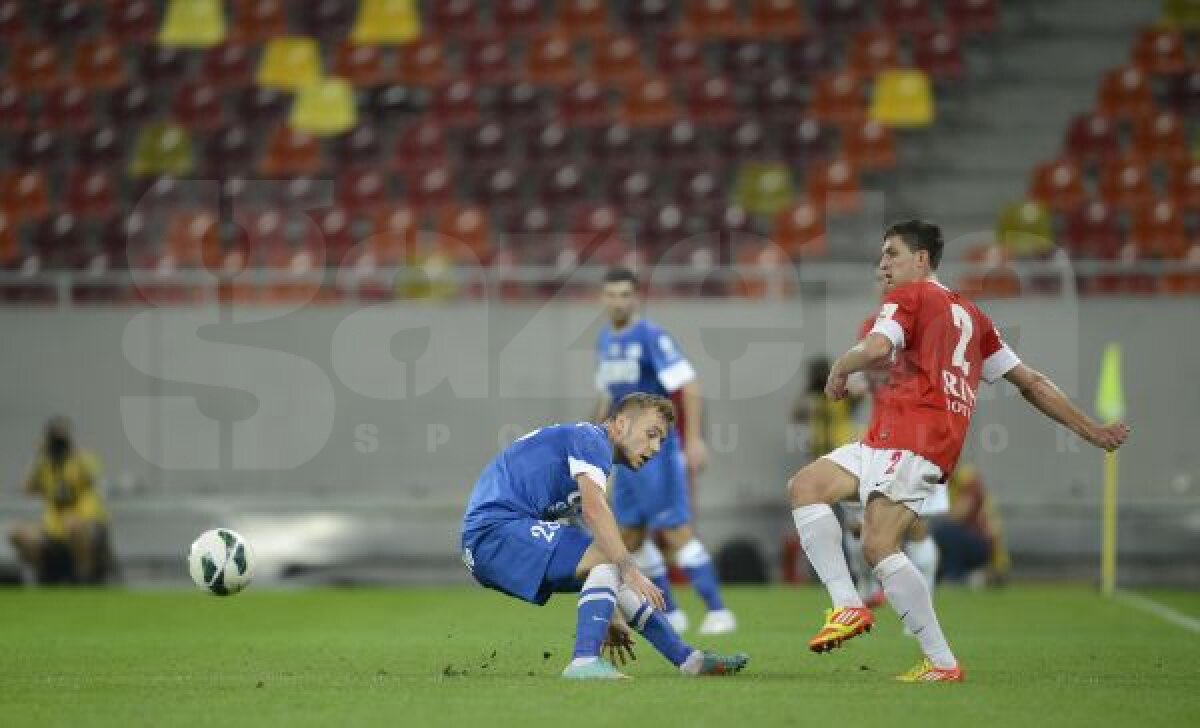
1, 585, 1197, 727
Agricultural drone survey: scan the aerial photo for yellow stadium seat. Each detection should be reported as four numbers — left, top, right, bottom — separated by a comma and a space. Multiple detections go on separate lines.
257, 37, 322, 91
351, 0, 421, 45
289, 77, 358, 135
733, 163, 796, 216
995, 200, 1054, 259
158, 0, 227, 48
128, 122, 195, 178
869, 69, 935, 128
1163, 0, 1200, 30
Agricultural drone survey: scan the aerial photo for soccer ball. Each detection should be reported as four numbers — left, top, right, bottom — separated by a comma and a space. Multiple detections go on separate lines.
188, 528, 254, 596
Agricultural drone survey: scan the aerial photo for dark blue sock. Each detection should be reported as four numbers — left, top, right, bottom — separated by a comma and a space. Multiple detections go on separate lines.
684, 561, 726, 611
572, 586, 617, 659
628, 600, 693, 667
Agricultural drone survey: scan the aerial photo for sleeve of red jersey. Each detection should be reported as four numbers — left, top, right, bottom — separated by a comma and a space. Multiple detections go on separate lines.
978, 312, 1021, 384
867, 286, 919, 351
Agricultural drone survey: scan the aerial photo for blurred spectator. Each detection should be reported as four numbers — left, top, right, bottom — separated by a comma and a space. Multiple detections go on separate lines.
7, 417, 117, 585
931, 464, 1011, 585
790, 356, 865, 459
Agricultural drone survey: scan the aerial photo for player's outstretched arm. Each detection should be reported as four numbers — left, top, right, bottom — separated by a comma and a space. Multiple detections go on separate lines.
578, 474, 666, 610
1003, 363, 1130, 451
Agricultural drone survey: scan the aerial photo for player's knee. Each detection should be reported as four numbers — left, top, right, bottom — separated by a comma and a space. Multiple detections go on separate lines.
861, 531, 901, 567
659, 525, 693, 553
621, 528, 645, 552
787, 468, 826, 507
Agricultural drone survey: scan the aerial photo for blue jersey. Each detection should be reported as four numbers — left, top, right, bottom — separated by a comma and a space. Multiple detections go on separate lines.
595, 318, 696, 415
462, 423, 613, 536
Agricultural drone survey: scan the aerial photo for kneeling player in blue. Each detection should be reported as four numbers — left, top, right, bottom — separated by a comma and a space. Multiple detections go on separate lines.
461, 393, 749, 680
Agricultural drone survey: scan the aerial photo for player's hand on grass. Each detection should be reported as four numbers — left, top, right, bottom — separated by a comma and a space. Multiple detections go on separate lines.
620, 563, 666, 611
604, 620, 637, 666
1086, 421, 1130, 452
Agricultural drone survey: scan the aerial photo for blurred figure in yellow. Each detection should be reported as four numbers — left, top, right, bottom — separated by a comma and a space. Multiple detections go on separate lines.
7, 417, 115, 585
931, 464, 1011, 586
790, 356, 865, 460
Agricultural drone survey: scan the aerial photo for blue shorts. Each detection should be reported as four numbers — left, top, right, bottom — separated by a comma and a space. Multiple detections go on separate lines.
461, 517, 592, 606
613, 435, 691, 530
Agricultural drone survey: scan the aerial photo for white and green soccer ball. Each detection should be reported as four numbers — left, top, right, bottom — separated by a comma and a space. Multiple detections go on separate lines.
188, 528, 254, 596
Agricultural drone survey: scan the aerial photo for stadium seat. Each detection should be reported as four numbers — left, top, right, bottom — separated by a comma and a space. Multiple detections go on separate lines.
687, 76, 739, 126
812, 71, 867, 126
807, 158, 863, 215
464, 35, 518, 84
0, 0, 22, 42
778, 118, 834, 164
881, 0, 936, 34
1131, 111, 1187, 163
1165, 69, 1200, 115
995, 200, 1054, 259
733, 162, 794, 216
525, 122, 573, 169
257, 37, 322, 91
259, 126, 323, 176
747, 0, 807, 38
30, 213, 90, 269
9, 130, 60, 168
435, 205, 491, 262
676, 168, 725, 208
718, 119, 769, 160
957, 244, 1022, 299
396, 39, 450, 86
302, 205, 356, 264
721, 41, 772, 81
656, 34, 706, 81
430, 80, 481, 128
164, 210, 222, 268
913, 28, 966, 83
1131, 28, 1188, 76
236, 87, 289, 127
42, 86, 95, 131
365, 83, 421, 121
849, 29, 902, 78
97, 211, 151, 269
108, 0, 160, 43
297, 0, 357, 41
0, 83, 27, 131
1098, 157, 1155, 212
1096, 66, 1155, 120
1061, 199, 1122, 260
108, 83, 157, 125
556, 0, 610, 39
869, 69, 935, 128
748, 75, 804, 120
159, 0, 226, 47
538, 163, 587, 206
814, 0, 866, 32
607, 168, 659, 215
77, 126, 125, 168
0, 211, 17, 266
496, 0, 545, 35
73, 37, 127, 90
593, 34, 648, 87
202, 44, 256, 89
845, 119, 897, 171
680, 0, 743, 38
1130, 198, 1190, 260
0, 170, 51, 223
475, 165, 523, 207
772, 198, 826, 257
394, 119, 449, 171
639, 202, 688, 255
137, 46, 189, 87
496, 82, 547, 127
783, 37, 835, 78
560, 79, 612, 127
234, 209, 289, 267
733, 240, 795, 297
429, 0, 480, 38
230, 0, 287, 42
622, 78, 680, 127
6, 40, 61, 90
586, 122, 641, 169
290, 78, 358, 136
332, 43, 386, 87
1028, 159, 1087, 214
404, 164, 455, 211
944, 0, 999, 36
1063, 113, 1119, 166
625, 0, 677, 35
171, 81, 225, 131
351, 0, 420, 44
1168, 159, 1200, 211
462, 122, 512, 170
331, 124, 384, 168
365, 205, 420, 264
652, 120, 706, 167
528, 32, 579, 86
204, 124, 253, 177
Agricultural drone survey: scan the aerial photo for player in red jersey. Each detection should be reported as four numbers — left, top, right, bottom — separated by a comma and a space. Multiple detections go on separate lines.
787, 220, 1130, 682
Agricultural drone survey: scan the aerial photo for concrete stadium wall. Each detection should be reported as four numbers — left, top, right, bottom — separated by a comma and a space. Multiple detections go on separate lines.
0, 297, 1196, 584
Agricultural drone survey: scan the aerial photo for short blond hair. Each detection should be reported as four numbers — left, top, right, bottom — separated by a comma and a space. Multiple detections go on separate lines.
613, 393, 676, 429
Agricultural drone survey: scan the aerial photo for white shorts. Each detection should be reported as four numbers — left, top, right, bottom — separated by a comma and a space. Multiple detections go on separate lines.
823, 443, 945, 514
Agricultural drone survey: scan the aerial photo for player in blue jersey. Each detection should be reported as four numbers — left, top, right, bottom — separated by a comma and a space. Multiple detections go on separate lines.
592, 268, 736, 635
461, 392, 749, 680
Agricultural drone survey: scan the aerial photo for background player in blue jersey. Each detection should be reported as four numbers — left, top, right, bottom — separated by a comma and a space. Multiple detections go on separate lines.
592, 268, 736, 635
461, 393, 748, 680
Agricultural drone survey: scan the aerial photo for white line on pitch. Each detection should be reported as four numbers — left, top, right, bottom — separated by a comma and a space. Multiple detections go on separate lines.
1115, 590, 1200, 634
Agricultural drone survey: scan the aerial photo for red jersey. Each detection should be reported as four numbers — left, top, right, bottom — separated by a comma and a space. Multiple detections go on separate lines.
860, 280, 1019, 475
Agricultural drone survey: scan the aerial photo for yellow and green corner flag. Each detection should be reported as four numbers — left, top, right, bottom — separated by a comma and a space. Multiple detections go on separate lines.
1094, 343, 1125, 596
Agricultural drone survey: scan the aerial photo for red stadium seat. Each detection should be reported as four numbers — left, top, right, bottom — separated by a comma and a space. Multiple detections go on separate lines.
717, 119, 768, 160
202, 43, 256, 89
435, 205, 492, 262
332, 123, 384, 167
779, 118, 835, 163
945, 0, 999, 36
676, 168, 725, 207
721, 41, 772, 81
747, 0, 806, 38
593, 34, 648, 87
297, 0, 356, 41
0, 0, 24, 41
64, 168, 116, 221
559, 78, 611, 127
1168, 159, 1200, 212
1131, 110, 1188, 163
807, 158, 863, 214
0, 83, 28, 131
814, 0, 866, 32
622, 77, 680, 128
137, 46, 188, 87
749, 75, 805, 120
6, 40, 61, 91
109, 83, 157, 125
1131, 27, 1188, 76
844, 119, 897, 171
1165, 69, 1200, 115
260, 126, 324, 177
0, 211, 17, 266
1063, 113, 1119, 166
395, 38, 450, 87
1096, 66, 1155, 120
849, 29, 901, 78
42, 85, 95, 131
171, 81, 225, 131
429, 0, 480, 39
495, 0, 545, 35
1098, 156, 1155, 212
337, 168, 390, 215
303, 206, 356, 264
394, 119, 449, 171
783, 37, 835, 78
31, 213, 89, 269
1028, 159, 1087, 213
404, 164, 455, 212
556, 0, 611, 39
1129, 198, 1189, 260
462, 122, 512, 170
1061, 200, 1122, 260
527, 31, 579, 86
652, 120, 707, 167
236, 87, 288, 127
625, 0, 677, 35
538, 163, 587, 206
525, 122, 573, 169
77, 126, 125, 168
687, 76, 739, 126
463, 35, 517, 84
205, 124, 253, 176
9, 130, 60, 168
680, 0, 744, 38
430, 80, 481, 128
913, 28, 966, 83
586, 122, 641, 169
73, 37, 127, 90
881, 0, 935, 34
640, 202, 688, 254
495, 82, 547, 127
474, 165, 523, 207
657, 34, 707, 81
44, 0, 91, 39
772, 198, 826, 257
811, 71, 867, 126
107, 0, 160, 43
230, 0, 288, 43
332, 43, 386, 87
164, 210, 222, 269
366, 205, 420, 264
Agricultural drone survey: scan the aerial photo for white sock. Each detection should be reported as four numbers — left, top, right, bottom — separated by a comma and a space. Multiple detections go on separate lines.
843, 531, 877, 598
905, 536, 939, 591
874, 552, 956, 669
793, 504, 863, 608
569, 656, 598, 667
634, 541, 668, 579
679, 649, 705, 675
